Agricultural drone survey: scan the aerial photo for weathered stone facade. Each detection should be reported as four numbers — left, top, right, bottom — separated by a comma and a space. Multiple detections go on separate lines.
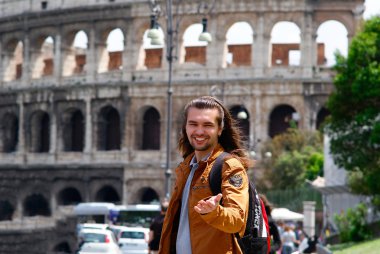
0, 0, 365, 252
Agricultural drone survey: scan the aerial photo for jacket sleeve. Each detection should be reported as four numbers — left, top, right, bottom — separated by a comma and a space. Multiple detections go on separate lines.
200, 158, 249, 234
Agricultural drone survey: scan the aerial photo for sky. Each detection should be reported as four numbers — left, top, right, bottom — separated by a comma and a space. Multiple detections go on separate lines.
72, 0, 380, 66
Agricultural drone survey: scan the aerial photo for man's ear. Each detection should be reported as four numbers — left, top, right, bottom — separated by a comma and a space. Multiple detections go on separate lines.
218, 128, 223, 137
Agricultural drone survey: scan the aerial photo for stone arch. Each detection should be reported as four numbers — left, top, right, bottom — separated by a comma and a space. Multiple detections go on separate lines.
0, 200, 15, 221
180, 22, 208, 65
62, 29, 89, 76
2, 38, 23, 82
268, 104, 298, 138
316, 20, 348, 66
316, 107, 330, 131
142, 107, 161, 150
270, 21, 302, 67
97, 105, 121, 151
93, 25, 122, 73
95, 185, 121, 203
138, 21, 165, 70
1, 112, 19, 153
104, 28, 125, 72
23, 193, 51, 217
225, 21, 254, 67
57, 187, 82, 206
314, 13, 356, 41
62, 108, 84, 152
264, 14, 304, 38
29, 34, 55, 79
28, 110, 50, 153
135, 105, 161, 150
137, 187, 160, 204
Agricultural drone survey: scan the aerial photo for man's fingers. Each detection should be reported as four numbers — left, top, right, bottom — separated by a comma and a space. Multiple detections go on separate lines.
214, 193, 223, 203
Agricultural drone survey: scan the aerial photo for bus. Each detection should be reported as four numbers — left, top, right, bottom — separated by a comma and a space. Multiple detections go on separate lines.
73, 202, 117, 223
113, 204, 161, 228
73, 202, 161, 227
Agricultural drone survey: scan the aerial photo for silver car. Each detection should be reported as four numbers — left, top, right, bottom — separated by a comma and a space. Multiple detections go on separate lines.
118, 227, 149, 254
78, 228, 122, 254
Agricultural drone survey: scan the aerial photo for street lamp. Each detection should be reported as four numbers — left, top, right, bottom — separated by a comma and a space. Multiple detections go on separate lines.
148, 0, 214, 199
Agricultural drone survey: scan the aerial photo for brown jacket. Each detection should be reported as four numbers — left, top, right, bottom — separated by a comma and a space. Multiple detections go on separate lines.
159, 144, 249, 254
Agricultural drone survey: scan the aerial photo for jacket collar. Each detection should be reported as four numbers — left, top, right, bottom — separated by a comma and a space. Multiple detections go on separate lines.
182, 144, 225, 171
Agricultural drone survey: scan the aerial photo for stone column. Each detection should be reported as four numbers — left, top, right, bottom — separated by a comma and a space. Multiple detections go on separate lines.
14, 198, 23, 220
84, 96, 92, 156
17, 94, 26, 160
86, 23, 97, 83
53, 28, 62, 83
300, 11, 314, 78
122, 25, 132, 81
253, 14, 268, 78
303, 201, 316, 237
22, 32, 31, 86
206, 18, 226, 77
49, 95, 57, 157
0, 40, 4, 85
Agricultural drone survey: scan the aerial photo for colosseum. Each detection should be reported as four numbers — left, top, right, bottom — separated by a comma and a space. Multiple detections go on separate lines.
0, 0, 365, 252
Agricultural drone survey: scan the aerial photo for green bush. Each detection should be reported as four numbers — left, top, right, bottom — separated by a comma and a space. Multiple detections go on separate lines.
334, 203, 372, 243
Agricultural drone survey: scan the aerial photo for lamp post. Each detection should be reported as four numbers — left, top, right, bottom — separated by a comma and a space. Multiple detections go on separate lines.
148, 0, 214, 199
164, 0, 174, 199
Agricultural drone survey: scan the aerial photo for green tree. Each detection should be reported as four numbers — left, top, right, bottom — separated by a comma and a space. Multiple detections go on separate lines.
260, 129, 323, 190
326, 17, 380, 208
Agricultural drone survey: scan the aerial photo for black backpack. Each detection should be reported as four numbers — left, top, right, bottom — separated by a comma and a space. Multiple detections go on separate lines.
209, 152, 270, 254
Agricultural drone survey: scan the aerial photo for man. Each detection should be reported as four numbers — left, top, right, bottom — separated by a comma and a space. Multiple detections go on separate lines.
148, 200, 169, 254
159, 96, 250, 253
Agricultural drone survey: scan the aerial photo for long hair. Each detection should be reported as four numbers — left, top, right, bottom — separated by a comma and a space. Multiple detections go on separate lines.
178, 96, 250, 168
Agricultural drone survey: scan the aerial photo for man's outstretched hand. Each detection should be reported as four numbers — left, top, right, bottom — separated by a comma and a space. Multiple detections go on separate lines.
194, 193, 222, 214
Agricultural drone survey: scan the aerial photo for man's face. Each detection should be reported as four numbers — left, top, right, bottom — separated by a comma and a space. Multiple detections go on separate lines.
186, 107, 222, 158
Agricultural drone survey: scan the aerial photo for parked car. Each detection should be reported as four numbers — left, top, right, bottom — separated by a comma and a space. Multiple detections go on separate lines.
78, 228, 121, 254
109, 225, 129, 241
118, 227, 149, 254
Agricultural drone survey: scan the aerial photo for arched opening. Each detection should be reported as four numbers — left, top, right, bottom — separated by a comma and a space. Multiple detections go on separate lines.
32, 36, 54, 79
95, 185, 120, 203
62, 30, 88, 76
57, 187, 82, 206
268, 105, 298, 138
181, 23, 208, 65
317, 20, 348, 66
226, 22, 254, 67
0, 200, 15, 221
270, 22, 301, 67
229, 105, 250, 141
52, 242, 71, 253
63, 110, 84, 152
142, 107, 160, 150
316, 107, 330, 130
1, 113, 18, 153
98, 106, 121, 151
3, 40, 23, 82
23, 193, 51, 216
141, 27, 165, 69
137, 187, 160, 204
29, 111, 50, 153
107, 28, 124, 71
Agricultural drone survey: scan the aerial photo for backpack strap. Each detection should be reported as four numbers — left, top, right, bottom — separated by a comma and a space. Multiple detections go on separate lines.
209, 152, 229, 196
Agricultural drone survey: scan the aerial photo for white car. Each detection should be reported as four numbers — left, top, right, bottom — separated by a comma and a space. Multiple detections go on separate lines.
118, 227, 149, 254
78, 228, 121, 254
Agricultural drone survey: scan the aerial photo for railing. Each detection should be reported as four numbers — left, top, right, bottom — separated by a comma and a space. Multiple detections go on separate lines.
265, 186, 323, 213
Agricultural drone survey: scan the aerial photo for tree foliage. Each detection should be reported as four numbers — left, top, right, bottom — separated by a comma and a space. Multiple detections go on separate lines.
326, 17, 380, 207
260, 128, 323, 190
334, 203, 372, 243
